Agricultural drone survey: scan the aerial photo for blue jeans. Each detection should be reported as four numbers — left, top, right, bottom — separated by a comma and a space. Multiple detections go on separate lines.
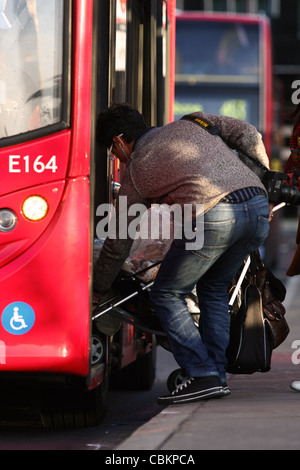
150, 195, 270, 384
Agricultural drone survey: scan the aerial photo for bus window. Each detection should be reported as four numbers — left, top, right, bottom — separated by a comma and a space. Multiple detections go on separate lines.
175, 13, 273, 157
176, 21, 259, 78
0, 0, 65, 140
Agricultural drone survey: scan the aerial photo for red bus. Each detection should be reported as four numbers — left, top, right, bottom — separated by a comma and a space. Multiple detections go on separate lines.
0, 0, 175, 428
175, 11, 273, 157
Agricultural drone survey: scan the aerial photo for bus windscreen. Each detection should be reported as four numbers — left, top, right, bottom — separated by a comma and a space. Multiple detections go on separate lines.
0, 0, 65, 141
175, 19, 261, 129
175, 20, 260, 78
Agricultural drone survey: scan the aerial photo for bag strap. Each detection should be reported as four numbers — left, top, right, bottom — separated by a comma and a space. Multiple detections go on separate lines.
249, 251, 258, 278
180, 113, 268, 173
180, 114, 220, 136
228, 250, 258, 308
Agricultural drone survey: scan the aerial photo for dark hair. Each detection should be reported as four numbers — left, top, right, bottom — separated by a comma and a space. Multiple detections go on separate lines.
96, 103, 149, 148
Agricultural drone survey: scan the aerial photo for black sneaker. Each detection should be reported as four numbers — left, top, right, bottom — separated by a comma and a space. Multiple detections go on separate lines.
167, 368, 231, 396
157, 376, 225, 405
221, 383, 231, 396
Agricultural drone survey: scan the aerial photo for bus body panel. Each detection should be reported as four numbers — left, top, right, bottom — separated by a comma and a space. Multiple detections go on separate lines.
0, 177, 90, 376
261, 17, 273, 159
167, 0, 176, 122
68, 0, 93, 179
0, 0, 93, 377
0, 180, 66, 268
0, 131, 71, 197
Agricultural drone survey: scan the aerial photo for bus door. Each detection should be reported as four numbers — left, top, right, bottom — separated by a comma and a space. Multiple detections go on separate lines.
94, 0, 175, 374
95, 0, 174, 207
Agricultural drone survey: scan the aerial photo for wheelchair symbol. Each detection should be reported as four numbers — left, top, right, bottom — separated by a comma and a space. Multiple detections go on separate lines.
10, 307, 28, 331
2, 302, 35, 335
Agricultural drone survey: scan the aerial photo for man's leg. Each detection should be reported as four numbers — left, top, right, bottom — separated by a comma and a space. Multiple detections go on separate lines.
197, 196, 270, 381
150, 196, 269, 404
150, 218, 236, 379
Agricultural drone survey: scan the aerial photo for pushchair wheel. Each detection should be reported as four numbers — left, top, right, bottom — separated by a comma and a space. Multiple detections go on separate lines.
167, 368, 188, 392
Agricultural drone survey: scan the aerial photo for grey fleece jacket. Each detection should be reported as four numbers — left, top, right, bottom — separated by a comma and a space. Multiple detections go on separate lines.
94, 112, 269, 293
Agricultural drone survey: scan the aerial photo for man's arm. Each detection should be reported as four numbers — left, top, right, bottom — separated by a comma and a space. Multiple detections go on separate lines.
93, 169, 148, 294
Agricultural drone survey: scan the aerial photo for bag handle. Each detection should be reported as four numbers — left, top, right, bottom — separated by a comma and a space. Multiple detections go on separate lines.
228, 254, 251, 308
228, 249, 261, 307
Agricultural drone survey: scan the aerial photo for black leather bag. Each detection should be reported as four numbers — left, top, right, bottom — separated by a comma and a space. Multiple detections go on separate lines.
226, 251, 288, 374
226, 282, 273, 374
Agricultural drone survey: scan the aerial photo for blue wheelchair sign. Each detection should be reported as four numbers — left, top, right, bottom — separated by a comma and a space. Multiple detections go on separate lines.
1, 302, 35, 336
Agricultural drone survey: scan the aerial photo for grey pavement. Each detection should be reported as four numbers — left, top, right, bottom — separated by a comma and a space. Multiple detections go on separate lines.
117, 245, 300, 450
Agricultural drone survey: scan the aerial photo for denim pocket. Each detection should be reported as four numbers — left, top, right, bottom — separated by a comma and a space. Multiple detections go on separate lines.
249, 215, 270, 249
191, 219, 235, 260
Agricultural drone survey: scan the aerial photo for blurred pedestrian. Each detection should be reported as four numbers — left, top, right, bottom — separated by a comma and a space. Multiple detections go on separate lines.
284, 102, 300, 276
284, 103, 300, 393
